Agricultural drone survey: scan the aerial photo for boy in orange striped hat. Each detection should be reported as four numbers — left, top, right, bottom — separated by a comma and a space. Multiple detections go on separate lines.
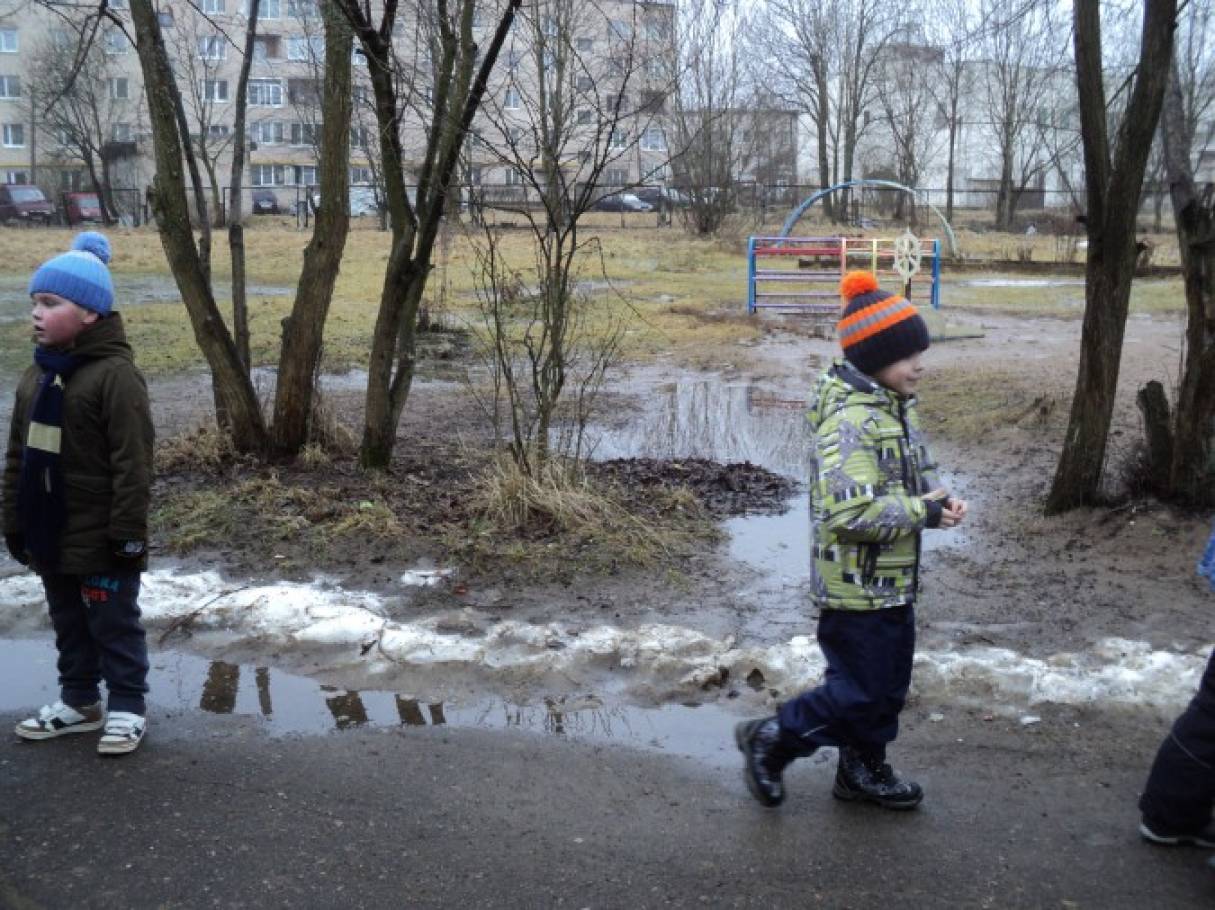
736, 270, 967, 811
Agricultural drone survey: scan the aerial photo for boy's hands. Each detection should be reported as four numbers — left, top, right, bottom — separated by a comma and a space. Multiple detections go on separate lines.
923, 489, 968, 529
4, 532, 28, 565
110, 539, 146, 569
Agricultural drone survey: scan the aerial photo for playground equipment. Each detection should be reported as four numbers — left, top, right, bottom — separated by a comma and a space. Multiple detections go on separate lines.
747, 178, 953, 317
746, 233, 941, 314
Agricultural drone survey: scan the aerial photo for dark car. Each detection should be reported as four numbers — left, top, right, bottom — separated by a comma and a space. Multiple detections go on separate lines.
591, 192, 653, 213
633, 186, 688, 210
0, 185, 56, 224
251, 190, 281, 215
64, 192, 104, 225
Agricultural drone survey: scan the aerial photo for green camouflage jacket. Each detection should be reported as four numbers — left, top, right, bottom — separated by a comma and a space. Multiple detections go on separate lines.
808, 360, 942, 611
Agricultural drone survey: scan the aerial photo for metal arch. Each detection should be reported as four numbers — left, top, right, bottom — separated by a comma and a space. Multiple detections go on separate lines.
778, 179, 961, 260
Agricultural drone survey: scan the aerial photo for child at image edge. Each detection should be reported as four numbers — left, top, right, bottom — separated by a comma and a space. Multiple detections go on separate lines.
737, 269, 967, 809
2, 232, 154, 755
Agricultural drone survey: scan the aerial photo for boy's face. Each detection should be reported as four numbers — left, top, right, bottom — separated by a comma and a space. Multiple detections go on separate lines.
31, 292, 98, 349
874, 351, 926, 397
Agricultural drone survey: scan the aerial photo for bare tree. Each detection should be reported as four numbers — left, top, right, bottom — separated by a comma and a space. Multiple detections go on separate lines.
1045, 0, 1176, 514
872, 33, 943, 222
976, 0, 1069, 230
925, 0, 976, 224
332, 0, 522, 469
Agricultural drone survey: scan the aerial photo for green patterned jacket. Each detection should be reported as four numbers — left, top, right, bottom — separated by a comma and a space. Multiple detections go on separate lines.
808, 360, 942, 611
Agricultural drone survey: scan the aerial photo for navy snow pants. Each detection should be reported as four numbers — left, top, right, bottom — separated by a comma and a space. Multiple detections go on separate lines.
43, 571, 149, 715
1139, 647, 1215, 833
778, 604, 916, 760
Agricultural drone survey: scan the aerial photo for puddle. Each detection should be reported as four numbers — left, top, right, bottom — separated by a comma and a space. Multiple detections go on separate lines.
953, 278, 1086, 289
0, 275, 293, 323
0, 638, 741, 766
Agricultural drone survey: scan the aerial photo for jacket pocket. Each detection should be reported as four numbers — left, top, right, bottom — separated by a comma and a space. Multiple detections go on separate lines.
859, 543, 880, 586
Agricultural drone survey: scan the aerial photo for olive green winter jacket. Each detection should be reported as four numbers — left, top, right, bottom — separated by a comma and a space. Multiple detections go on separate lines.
808, 360, 943, 611
3, 313, 153, 575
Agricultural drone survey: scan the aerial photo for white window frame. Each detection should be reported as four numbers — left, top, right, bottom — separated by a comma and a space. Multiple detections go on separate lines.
198, 36, 227, 60
207, 124, 230, 138
350, 165, 372, 184
287, 0, 318, 19
103, 29, 128, 55
251, 164, 286, 186
604, 167, 628, 186
111, 122, 132, 142
247, 79, 283, 107
202, 0, 226, 12
576, 108, 592, 125
5, 169, 28, 184
290, 121, 316, 146
575, 37, 592, 52
640, 126, 665, 151
2, 123, 24, 147
295, 164, 317, 186
252, 0, 281, 19
350, 125, 369, 148
0, 28, 17, 53
609, 128, 628, 150
0, 75, 19, 99
108, 78, 129, 101
109, 0, 128, 8
200, 79, 230, 102
287, 36, 323, 61
250, 120, 284, 145
503, 87, 521, 110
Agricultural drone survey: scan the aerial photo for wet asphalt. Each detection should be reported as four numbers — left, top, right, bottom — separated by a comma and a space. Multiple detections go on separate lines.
1, 705, 1213, 909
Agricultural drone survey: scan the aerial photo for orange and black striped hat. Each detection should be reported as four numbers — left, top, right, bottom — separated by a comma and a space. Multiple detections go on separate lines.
837, 271, 929, 377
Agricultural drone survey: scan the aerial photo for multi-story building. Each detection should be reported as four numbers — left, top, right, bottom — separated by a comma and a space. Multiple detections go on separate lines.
0, 0, 678, 218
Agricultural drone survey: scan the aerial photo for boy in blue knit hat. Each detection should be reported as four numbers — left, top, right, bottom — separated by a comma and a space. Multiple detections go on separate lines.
2, 232, 154, 755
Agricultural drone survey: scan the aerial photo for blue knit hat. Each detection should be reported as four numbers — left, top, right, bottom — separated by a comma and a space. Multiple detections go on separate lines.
29, 232, 114, 316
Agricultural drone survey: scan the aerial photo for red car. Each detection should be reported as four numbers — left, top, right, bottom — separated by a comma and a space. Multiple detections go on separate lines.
64, 191, 104, 225
0, 185, 55, 224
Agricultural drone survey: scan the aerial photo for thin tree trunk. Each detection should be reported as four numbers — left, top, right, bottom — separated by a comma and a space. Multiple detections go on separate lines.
129, 0, 266, 452
271, 1, 354, 454
228, 0, 261, 375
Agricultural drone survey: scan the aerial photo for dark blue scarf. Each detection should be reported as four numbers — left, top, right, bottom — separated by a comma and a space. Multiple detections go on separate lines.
18, 348, 84, 569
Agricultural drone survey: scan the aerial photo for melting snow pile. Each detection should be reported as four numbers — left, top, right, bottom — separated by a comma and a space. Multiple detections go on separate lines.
0, 568, 1207, 711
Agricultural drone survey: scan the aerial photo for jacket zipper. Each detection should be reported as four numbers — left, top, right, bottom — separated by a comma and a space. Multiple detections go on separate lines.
897, 398, 922, 600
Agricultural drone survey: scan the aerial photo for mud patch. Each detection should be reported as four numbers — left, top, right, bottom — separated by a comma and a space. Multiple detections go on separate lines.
591, 457, 797, 516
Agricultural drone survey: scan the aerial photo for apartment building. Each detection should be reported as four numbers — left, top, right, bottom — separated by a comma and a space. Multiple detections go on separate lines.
0, 0, 677, 218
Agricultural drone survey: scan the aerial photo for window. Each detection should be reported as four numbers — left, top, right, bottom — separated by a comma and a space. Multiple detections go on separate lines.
609, 128, 627, 149
608, 20, 631, 41
0, 28, 17, 53
295, 165, 316, 186
350, 166, 372, 184
2, 123, 23, 147
251, 0, 281, 18
104, 29, 128, 55
251, 164, 286, 186
6, 169, 28, 184
639, 91, 666, 114
644, 58, 669, 79
504, 87, 521, 110
108, 78, 129, 100
287, 37, 323, 60
575, 37, 592, 52
290, 122, 316, 145
111, 123, 132, 141
158, 11, 175, 27
350, 125, 369, 148
353, 42, 367, 66
202, 0, 226, 12
608, 56, 628, 77
198, 36, 226, 60
248, 79, 283, 106
575, 75, 592, 92
504, 167, 524, 186
352, 84, 370, 105
604, 168, 627, 186
249, 120, 284, 144
253, 36, 281, 61
287, 0, 318, 18
607, 93, 629, 112
644, 19, 669, 41
59, 170, 84, 190
287, 78, 320, 105
109, 0, 127, 8
0, 75, 20, 99
207, 124, 230, 138
640, 126, 665, 151
577, 108, 592, 125
200, 79, 229, 102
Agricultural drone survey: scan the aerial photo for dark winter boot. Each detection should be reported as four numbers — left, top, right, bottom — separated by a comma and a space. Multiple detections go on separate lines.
735, 717, 800, 807
833, 746, 923, 810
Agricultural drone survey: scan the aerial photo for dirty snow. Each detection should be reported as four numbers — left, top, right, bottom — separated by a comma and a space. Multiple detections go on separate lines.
0, 567, 1207, 713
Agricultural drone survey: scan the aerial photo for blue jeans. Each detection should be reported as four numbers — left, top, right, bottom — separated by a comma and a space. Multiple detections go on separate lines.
779, 605, 916, 760
1140, 648, 1215, 833
43, 571, 149, 715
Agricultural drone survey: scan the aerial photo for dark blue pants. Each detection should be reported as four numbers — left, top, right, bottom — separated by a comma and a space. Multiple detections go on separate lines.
1139, 648, 1215, 832
43, 571, 149, 715
778, 605, 916, 760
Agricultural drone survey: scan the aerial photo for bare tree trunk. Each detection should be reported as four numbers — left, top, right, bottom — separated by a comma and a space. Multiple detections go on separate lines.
1161, 57, 1215, 504
228, 0, 261, 375
271, 1, 353, 455
129, 0, 267, 452
1046, 0, 1175, 514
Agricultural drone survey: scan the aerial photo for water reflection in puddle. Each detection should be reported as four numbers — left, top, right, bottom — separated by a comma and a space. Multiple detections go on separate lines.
0, 639, 740, 766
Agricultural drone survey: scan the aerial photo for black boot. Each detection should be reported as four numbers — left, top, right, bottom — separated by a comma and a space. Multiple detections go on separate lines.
833, 746, 923, 810
735, 717, 800, 807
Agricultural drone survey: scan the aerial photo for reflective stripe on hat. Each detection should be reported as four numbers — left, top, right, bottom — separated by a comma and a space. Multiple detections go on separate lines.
838, 297, 918, 348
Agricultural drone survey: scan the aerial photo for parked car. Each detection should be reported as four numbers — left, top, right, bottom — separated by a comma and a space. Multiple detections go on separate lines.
591, 192, 653, 213
63, 191, 104, 225
310, 187, 391, 217
633, 186, 688, 210
251, 189, 281, 215
0, 185, 56, 224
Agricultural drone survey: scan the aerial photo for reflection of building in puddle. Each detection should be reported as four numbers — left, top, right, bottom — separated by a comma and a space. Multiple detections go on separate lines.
198, 660, 446, 731
587, 380, 812, 481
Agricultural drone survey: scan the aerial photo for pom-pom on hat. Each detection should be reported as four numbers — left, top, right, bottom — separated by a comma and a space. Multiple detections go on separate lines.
29, 231, 114, 316
837, 269, 929, 378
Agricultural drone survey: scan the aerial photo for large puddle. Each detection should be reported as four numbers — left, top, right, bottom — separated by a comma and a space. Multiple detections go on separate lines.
0, 638, 741, 765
